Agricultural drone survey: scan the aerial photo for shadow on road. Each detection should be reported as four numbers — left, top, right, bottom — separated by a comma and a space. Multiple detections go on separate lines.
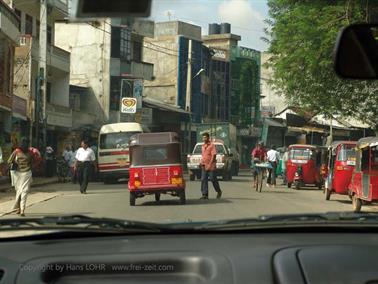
226, 197, 257, 201
139, 198, 232, 206
260, 190, 295, 194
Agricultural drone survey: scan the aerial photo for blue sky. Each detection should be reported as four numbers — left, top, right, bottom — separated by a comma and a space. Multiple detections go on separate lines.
149, 0, 269, 51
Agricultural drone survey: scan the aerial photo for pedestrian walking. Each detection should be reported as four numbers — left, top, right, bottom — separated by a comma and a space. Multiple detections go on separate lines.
199, 133, 222, 200
7, 137, 36, 216
74, 139, 97, 194
267, 145, 280, 187
251, 141, 267, 188
281, 148, 289, 185
45, 145, 55, 177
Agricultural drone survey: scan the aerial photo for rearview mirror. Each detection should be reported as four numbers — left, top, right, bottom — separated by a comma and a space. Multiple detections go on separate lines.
334, 24, 378, 79
71, 0, 151, 18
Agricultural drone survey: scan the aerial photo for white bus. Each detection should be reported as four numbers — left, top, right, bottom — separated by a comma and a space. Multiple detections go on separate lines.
98, 122, 143, 183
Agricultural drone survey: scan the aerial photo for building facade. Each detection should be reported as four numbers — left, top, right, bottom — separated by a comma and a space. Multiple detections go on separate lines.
6, 0, 71, 153
55, 18, 154, 126
0, 0, 20, 177
202, 23, 241, 123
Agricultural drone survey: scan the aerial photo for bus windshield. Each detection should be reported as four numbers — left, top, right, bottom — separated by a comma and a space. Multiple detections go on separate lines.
100, 132, 141, 149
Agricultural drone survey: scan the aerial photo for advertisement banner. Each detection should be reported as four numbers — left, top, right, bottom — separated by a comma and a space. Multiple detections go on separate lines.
121, 98, 137, 114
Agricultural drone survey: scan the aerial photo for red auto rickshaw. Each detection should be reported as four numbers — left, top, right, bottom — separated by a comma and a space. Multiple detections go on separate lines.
128, 132, 186, 206
348, 137, 378, 212
286, 144, 322, 190
324, 141, 357, 200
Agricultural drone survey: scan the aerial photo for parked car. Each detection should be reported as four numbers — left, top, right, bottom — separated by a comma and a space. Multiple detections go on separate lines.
187, 140, 234, 181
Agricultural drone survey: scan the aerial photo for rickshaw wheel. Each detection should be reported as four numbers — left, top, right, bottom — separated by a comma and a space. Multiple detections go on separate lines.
318, 182, 322, 190
352, 195, 362, 213
179, 190, 186, 205
130, 192, 136, 206
155, 193, 161, 202
258, 174, 263, 193
295, 182, 300, 190
325, 188, 331, 201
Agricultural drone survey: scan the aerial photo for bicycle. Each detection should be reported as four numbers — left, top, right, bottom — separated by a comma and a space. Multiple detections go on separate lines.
251, 160, 272, 193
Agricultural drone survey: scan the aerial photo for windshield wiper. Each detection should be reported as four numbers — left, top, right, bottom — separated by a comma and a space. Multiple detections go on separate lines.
185, 212, 378, 231
0, 215, 165, 233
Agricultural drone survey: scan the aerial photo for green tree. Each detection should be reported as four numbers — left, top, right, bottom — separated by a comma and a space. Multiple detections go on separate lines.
240, 60, 259, 126
265, 0, 378, 128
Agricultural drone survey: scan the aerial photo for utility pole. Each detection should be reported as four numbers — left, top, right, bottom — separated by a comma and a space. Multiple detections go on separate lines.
185, 39, 192, 153
39, 0, 47, 151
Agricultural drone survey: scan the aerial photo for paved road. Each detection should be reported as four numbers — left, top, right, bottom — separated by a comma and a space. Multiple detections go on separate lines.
1, 172, 367, 223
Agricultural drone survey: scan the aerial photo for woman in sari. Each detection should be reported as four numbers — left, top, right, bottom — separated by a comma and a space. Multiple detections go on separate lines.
7, 137, 34, 216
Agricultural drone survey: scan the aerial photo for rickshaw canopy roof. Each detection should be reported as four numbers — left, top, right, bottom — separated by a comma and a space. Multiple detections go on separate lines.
129, 132, 180, 146
357, 137, 378, 149
288, 144, 317, 150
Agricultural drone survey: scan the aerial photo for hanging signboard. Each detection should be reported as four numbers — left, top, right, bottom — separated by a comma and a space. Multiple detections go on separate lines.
121, 98, 137, 114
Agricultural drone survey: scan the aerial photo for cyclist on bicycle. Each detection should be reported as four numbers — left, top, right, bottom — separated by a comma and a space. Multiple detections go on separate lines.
251, 141, 267, 188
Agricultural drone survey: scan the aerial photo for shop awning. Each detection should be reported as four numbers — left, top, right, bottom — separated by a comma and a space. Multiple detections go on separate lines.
288, 126, 326, 134
264, 118, 285, 128
143, 98, 190, 115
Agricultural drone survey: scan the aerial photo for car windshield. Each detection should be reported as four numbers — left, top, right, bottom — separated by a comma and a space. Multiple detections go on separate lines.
1, 0, 377, 230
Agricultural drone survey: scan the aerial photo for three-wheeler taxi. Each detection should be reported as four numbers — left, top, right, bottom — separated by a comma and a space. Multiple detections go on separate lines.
128, 132, 186, 206
349, 137, 378, 212
286, 144, 322, 190
324, 141, 357, 200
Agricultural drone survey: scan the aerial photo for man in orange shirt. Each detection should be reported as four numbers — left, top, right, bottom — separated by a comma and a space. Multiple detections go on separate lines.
200, 133, 222, 200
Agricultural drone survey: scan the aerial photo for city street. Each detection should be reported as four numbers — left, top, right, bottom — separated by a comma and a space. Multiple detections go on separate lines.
0, 172, 367, 222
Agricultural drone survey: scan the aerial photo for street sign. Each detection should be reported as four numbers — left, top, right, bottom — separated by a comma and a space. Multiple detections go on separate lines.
121, 98, 137, 113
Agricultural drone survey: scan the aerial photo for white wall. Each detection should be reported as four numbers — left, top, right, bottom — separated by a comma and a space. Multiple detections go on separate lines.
261, 52, 287, 115
50, 72, 69, 107
143, 36, 178, 105
55, 20, 112, 122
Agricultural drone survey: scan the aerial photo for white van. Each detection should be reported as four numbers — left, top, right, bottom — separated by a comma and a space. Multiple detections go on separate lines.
98, 122, 143, 183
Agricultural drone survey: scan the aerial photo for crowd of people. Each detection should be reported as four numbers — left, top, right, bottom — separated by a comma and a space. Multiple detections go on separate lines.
6, 138, 98, 216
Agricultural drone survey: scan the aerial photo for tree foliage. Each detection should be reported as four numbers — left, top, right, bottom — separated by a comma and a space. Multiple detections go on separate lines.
265, 0, 378, 128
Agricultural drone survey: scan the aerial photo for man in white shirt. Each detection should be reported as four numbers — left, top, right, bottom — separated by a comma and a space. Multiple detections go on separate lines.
74, 140, 97, 194
266, 145, 280, 187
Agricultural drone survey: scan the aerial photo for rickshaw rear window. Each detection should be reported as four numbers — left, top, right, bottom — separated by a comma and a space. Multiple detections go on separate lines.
131, 144, 182, 166
100, 132, 141, 149
289, 149, 313, 160
144, 147, 168, 161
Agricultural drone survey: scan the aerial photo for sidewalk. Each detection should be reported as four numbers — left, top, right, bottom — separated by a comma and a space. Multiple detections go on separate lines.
0, 176, 59, 192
